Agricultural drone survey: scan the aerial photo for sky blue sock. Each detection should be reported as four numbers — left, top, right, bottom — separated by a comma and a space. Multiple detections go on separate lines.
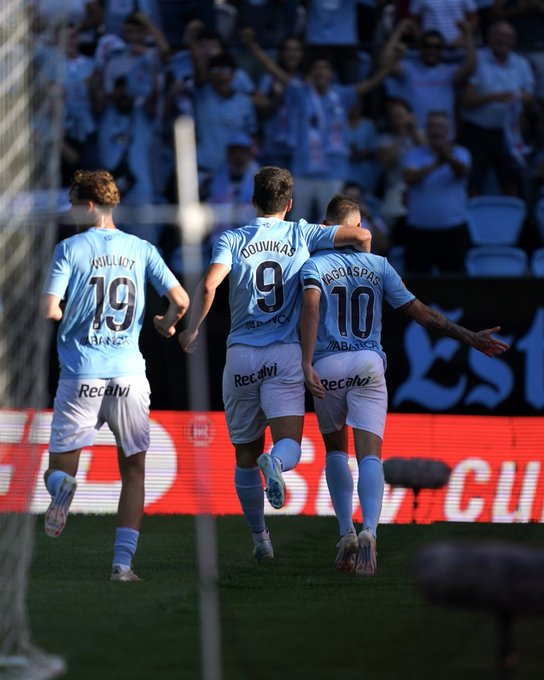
270, 438, 301, 472
112, 527, 139, 570
357, 455, 384, 538
45, 470, 68, 498
235, 465, 266, 534
325, 451, 355, 536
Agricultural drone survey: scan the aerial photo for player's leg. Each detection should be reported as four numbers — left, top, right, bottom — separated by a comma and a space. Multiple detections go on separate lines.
312, 352, 358, 570
345, 351, 387, 577
352, 429, 383, 577
43, 378, 102, 538
223, 347, 272, 558
234, 436, 273, 561
43, 451, 80, 539
322, 426, 359, 572
259, 343, 306, 509
111, 447, 146, 581
105, 376, 150, 581
258, 414, 303, 510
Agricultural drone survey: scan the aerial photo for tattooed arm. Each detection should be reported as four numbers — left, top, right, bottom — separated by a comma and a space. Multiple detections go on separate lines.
401, 299, 510, 358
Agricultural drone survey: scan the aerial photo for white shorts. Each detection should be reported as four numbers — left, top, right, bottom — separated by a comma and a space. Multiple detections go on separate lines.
313, 351, 387, 439
49, 376, 151, 456
222, 343, 305, 444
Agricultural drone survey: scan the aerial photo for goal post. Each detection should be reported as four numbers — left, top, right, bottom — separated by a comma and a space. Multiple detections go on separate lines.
0, 2, 67, 677
174, 116, 222, 680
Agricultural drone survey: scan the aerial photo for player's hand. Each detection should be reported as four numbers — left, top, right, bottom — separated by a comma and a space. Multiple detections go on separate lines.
179, 328, 199, 353
303, 364, 325, 399
153, 315, 176, 338
472, 327, 510, 357
352, 227, 372, 253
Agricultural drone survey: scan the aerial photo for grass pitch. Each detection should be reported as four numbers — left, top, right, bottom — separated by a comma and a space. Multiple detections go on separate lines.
29, 516, 544, 679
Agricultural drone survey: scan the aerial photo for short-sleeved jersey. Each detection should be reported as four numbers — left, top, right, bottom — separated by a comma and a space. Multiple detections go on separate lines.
43, 227, 179, 379
211, 217, 339, 347
300, 249, 415, 364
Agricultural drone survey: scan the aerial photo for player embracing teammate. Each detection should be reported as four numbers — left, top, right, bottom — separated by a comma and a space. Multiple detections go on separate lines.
300, 194, 508, 576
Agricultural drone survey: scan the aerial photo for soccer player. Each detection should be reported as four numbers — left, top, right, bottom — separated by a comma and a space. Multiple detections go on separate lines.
300, 194, 509, 576
40, 169, 189, 582
178, 166, 372, 561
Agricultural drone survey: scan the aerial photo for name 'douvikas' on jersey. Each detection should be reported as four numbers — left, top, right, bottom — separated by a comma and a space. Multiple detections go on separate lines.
300, 249, 415, 363
210, 217, 338, 347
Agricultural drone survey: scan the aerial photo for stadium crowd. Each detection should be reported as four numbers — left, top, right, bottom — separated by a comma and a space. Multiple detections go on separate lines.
30, 0, 544, 275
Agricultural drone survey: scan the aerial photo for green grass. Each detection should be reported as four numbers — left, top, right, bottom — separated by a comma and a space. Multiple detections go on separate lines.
29, 516, 544, 679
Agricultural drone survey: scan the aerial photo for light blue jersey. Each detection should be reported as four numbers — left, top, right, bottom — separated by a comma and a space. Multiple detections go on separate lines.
211, 217, 339, 347
300, 249, 415, 364
43, 228, 179, 378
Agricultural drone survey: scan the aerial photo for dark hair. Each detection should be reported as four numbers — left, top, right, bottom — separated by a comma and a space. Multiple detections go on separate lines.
385, 97, 413, 113
208, 53, 237, 71
325, 194, 361, 225
124, 13, 147, 29
69, 169, 120, 210
420, 30, 444, 47
426, 110, 449, 121
253, 167, 294, 214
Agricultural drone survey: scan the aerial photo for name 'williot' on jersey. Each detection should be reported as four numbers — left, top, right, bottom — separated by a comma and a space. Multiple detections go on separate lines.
210, 217, 341, 348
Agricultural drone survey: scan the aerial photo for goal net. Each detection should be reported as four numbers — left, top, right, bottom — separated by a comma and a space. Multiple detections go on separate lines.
0, 1, 66, 677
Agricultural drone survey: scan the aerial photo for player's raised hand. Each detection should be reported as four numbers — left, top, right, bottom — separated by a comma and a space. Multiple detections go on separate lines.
472, 327, 510, 357
303, 364, 325, 399
178, 328, 199, 354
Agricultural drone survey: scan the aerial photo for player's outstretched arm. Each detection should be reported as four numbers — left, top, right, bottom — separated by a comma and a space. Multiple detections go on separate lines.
402, 299, 510, 358
153, 284, 190, 338
39, 293, 63, 321
300, 289, 326, 399
178, 263, 229, 354
333, 225, 372, 252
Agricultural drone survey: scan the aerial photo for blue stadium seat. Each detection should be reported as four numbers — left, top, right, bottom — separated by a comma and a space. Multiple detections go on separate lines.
531, 248, 544, 277
466, 196, 527, 245
465, 246, 528, 276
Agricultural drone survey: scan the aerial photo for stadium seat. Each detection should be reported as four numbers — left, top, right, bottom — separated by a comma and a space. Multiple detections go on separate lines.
534, 198, 544, 244
466, 196, 527, 245
465, 246, 529, 276
531, 247, 544, 277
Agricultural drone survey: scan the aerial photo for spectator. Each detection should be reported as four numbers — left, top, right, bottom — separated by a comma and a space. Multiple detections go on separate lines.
377, 98, 425, 232
61, 23, 99, 186
240, 28, 306, 168
460, 20, 535, 196
230, 0, 300, 51
193, 52, 258, 190
382, 18, 476, 137
494, 0, 544, 140
164, 21, 257, 151
176, 20, 255, 95
304, 0, 368, 84
95, 75, 162, 244
102, 0, 164, 39
402, 110, 472, 273
157, 0, 216, 51
342, 181, 391, 255
408, 0, 478, 49
204, 133, 260, 248
100, 12, 170, 103
248, 52, 393, 223
28, 0, 103, 55
346, 94, 382, 195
